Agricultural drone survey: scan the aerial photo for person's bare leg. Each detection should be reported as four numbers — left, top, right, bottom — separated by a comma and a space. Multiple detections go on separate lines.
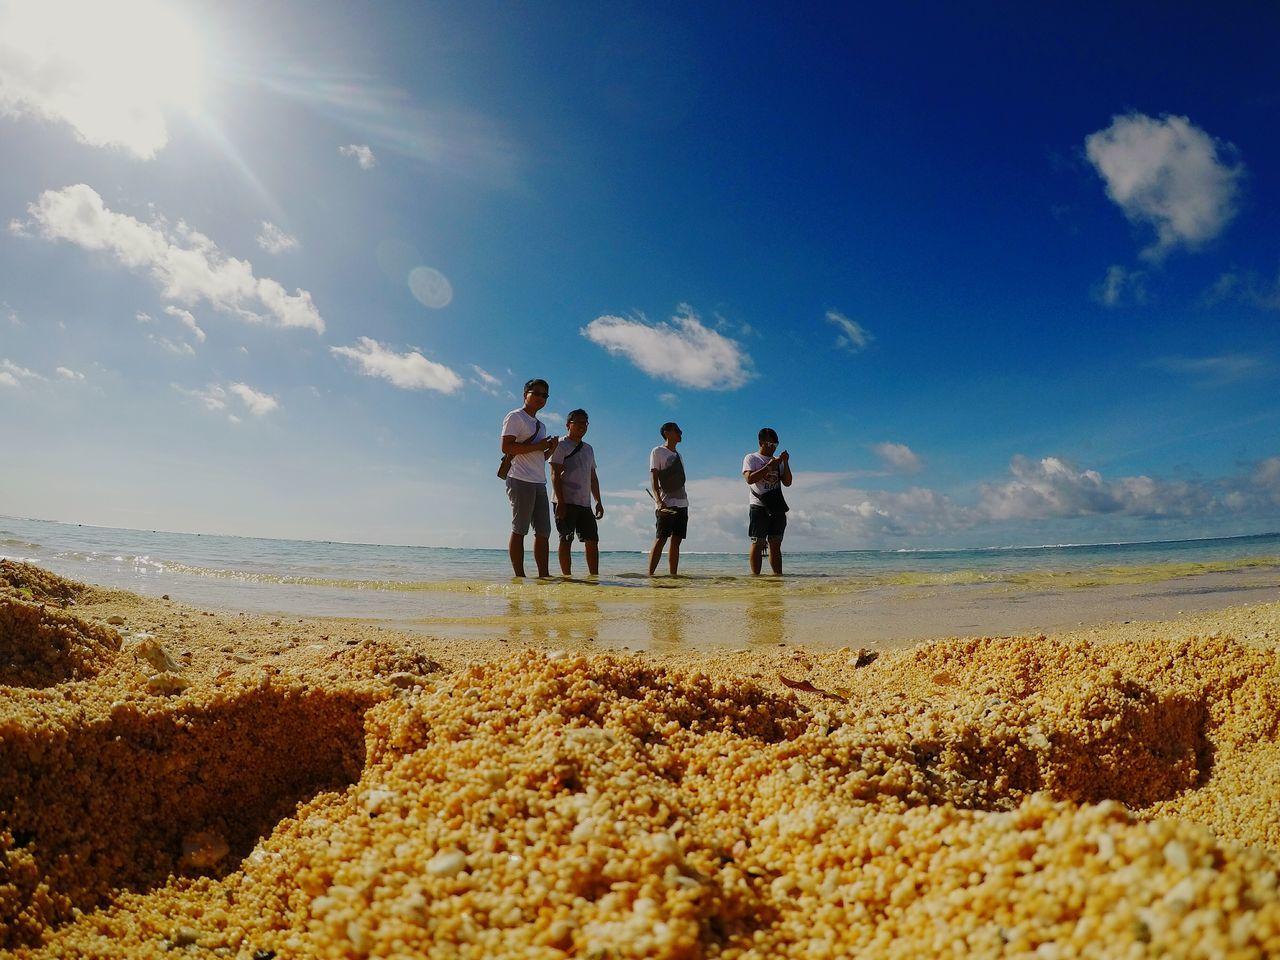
669, 537, 682, 576
558, 539, 572, 576
648, 538, 666, 575
585, 541, 599, 576
749, 541, 764, 575
534, 535, 551, 578
768, 540, 783, 575
508, 533, 526, 578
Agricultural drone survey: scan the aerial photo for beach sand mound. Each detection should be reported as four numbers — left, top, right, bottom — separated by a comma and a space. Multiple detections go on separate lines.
0, 564, 121, 687
0, 673, 381, 948
5, 625, 1280, 958
0, 560, 86, 606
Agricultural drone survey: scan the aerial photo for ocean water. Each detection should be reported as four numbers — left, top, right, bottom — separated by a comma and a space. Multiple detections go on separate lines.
4, 515, 1280, 626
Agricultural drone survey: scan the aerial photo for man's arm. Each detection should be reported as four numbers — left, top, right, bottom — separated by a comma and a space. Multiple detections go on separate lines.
551, 462, 567, 519
591, 468, 604, 519
744, 456, 779, 485
502, 434, 557, 457
651, 468, 663, 508
779, 450, 793, 487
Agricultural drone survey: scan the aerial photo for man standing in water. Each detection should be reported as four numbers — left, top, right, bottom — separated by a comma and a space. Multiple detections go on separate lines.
550, 408, 605, 576
743, 426, 792, 575
648, 421, 688, 576
500, 379, 558, 577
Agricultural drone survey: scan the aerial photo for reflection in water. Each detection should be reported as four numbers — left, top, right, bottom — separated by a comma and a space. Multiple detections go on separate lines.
648, 598, 686, 649
747, 581, 787, 647
505, 594, 603, 646
558, 597, 602, 645
506, 596, 551, 644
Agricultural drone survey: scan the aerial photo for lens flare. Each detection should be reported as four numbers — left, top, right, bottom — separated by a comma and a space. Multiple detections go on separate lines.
408, 266, 453, 309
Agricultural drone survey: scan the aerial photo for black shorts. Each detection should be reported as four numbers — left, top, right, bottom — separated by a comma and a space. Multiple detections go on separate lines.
654, 506, 688, 541
555, 503, 599, 543
749, 504, 787, 542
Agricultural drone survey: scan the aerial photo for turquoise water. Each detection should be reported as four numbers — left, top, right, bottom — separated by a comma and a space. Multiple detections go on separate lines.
4, 515, 1280, 625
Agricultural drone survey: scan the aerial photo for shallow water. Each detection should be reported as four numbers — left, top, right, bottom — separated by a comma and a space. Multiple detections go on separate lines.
3, 516, 1279, 648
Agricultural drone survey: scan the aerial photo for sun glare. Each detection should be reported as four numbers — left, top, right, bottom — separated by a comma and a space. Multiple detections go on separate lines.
10, 0, 207, 153
72, 0, 205, 110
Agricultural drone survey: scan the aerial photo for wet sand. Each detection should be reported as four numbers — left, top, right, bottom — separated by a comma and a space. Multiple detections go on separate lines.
3, 559, 1280, 958
431, 568, 1280, 652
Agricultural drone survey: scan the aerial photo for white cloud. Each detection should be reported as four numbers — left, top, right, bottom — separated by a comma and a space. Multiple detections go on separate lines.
228, 382, 278, 416
606, 454, 1280, 551
55, 366, 84, 381
164, 305, 206, 343
873, 442, 923, 474
581, 304, 752, 390
1205, 269, 1280, 312
470, 364, 500, 386
339, 144, 377, 169
1252, 458, 1280, 506
175, 381, 277, 419
469, 364, 502, 395
0, 359, 44, 386
658, 392, 679, 407
174, 383, 226, 411
16, 185, 324, 332
1085, 113, 1243, 261
150, 335, 194, 355
0, 0, 204, 159
1093, 264, 1148, 307
976, 455, 1214, 521
256, 221, 299, 254
331, 336, 463, 393
826, 310, 872, 352
138, 308, 200, 354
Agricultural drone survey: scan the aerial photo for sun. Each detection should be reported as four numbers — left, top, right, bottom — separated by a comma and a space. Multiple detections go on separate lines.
7, 0, 208, 155
66, 0, 206, 110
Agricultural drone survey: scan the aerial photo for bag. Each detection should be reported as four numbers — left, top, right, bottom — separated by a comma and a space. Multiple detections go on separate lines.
655, 452, 685, 497
498, 417, 543, 480
759, 486, 789, 515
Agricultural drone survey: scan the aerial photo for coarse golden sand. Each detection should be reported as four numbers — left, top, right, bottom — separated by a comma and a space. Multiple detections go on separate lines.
2, 559, 1280, 958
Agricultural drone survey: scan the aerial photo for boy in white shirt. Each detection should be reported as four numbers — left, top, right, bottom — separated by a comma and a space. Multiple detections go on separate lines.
742, 426, 793, 575
500, 378, 558, 577
648, 421, 688, 576
550, 409, 605, 576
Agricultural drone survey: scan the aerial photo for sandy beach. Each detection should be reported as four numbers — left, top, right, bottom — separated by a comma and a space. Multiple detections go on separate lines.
3, 558, 1280, 958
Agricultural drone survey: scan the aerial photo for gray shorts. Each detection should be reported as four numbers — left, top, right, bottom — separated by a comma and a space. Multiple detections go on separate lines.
507, 478, 551, 537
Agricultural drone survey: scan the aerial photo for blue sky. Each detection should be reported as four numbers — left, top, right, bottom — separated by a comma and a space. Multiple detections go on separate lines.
2, 0, 1279, 552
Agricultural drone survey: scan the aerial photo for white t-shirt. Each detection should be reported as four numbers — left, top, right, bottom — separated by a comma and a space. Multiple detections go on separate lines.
743, 451, 781, 506
500, 408, 547, 483
549, 437, 596, 507
650, 446, 688, 508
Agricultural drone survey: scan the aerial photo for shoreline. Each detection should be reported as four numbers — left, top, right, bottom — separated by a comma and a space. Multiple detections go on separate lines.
307, 567, 1280, 654
18, 553, 1279, 654
4, 560, 1280, 956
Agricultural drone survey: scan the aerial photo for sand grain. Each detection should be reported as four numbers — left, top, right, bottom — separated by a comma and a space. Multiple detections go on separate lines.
3, 562, 1280, 958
